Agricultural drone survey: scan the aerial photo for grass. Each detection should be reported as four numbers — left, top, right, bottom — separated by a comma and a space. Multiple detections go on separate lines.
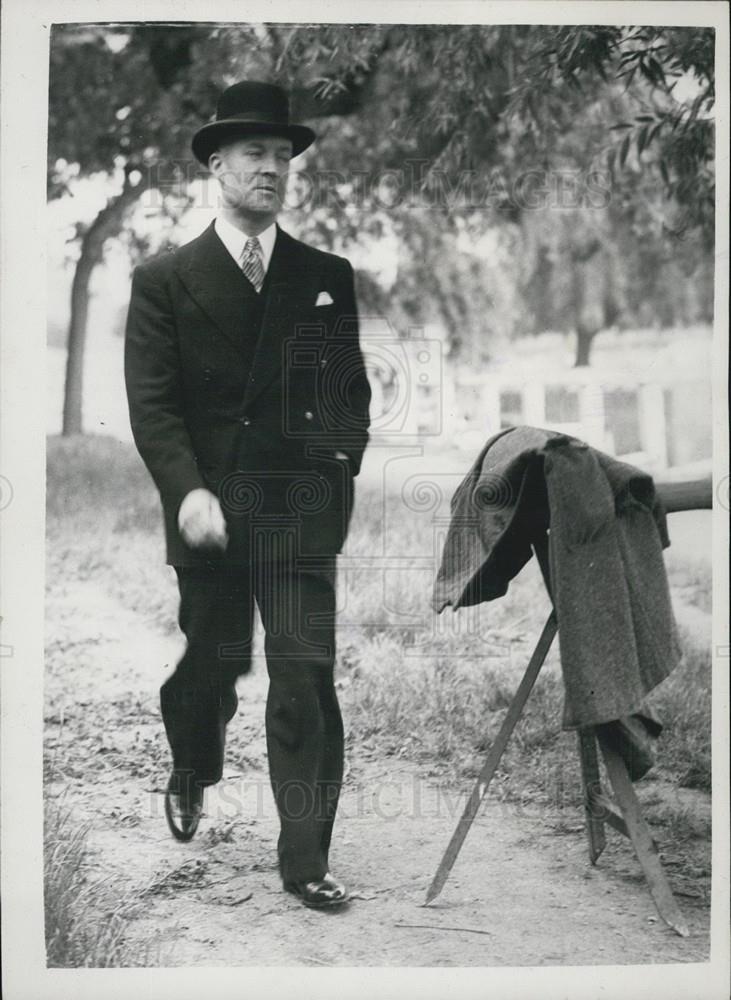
45, 433, 713, 911
648, 624, 712, 792
665, 552, 712, 615
47, 434, 179, 635
44, 797, 158, 967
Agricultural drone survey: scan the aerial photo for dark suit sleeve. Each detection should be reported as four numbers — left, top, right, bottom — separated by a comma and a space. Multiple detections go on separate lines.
330, 257, 371, 476
124, 264, 205, 516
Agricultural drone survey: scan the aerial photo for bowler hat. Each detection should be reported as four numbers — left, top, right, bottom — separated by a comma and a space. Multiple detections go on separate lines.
192, 80, 315, 165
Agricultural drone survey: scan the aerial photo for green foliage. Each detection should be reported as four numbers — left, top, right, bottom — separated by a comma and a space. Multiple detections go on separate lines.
48, 23, 716, 362
283, 23, 715, 352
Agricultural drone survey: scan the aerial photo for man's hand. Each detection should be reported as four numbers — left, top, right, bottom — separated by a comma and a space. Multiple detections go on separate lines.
177, 488, 229, 552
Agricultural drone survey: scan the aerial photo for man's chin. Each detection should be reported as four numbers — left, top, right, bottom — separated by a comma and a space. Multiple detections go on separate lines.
248, 193, 281, 213
219, 195, 282, 221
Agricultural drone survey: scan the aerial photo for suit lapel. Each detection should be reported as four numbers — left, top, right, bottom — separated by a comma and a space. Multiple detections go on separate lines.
242, 224, 322, 411
175, 221, 258, 352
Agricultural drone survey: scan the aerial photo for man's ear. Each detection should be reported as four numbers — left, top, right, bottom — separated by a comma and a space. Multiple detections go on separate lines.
207, 149, 223, 176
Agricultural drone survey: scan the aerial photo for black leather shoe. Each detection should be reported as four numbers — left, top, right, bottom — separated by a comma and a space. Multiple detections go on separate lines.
284, 872, 349, 909
164, 774, 204, 842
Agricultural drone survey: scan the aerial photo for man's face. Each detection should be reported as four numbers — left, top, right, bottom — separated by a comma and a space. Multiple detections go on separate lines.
209, 134, 293, 217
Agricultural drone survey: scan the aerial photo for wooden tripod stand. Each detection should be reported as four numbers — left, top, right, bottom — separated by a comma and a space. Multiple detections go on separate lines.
425, 477, 712, 939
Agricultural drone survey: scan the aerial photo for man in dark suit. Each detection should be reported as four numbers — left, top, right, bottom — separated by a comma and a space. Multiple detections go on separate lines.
124, 81, 371, 909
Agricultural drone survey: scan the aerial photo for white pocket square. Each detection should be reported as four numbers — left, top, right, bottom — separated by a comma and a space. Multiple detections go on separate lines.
315, 291, 334, 306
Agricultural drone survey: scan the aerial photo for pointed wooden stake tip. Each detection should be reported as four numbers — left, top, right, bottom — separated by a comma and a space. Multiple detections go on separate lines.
424, 884, 439, 905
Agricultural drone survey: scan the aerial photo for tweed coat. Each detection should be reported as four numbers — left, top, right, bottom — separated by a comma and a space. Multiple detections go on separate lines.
124, 222, 371, 566
432, 426, 681, 731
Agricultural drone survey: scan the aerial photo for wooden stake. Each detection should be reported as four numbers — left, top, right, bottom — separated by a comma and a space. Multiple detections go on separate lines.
598, 735, 689, 938
424, 611, 557, 904
577, 728, 607, 864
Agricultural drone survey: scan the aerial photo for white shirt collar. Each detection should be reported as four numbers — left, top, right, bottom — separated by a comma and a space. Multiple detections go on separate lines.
214, 216, 277, 274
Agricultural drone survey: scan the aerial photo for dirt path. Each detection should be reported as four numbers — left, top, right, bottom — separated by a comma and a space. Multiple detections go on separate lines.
45, 578, 710, 967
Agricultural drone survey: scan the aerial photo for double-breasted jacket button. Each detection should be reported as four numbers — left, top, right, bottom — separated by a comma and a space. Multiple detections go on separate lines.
304, 410, 314, 421
240, 416, 251, 426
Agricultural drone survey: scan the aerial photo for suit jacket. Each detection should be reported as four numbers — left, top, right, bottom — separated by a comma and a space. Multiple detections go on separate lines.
432, 426, 681, 733
124, 221, 371, 566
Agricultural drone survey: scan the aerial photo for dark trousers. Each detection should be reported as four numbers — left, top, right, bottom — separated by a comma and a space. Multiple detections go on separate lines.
160, 556, 343, 884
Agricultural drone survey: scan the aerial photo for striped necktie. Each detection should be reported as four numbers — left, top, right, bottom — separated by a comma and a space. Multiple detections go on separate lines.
240, 237, 265, 293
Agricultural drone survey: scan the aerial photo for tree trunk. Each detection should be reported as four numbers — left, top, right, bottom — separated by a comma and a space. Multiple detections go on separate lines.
568, 237, 602, 369
574, 324, 598, 367
61, 182, 144, 436
62, 242, 98, 435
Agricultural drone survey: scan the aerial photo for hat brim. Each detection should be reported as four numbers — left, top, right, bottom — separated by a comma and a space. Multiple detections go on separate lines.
192, 119, 315, 165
